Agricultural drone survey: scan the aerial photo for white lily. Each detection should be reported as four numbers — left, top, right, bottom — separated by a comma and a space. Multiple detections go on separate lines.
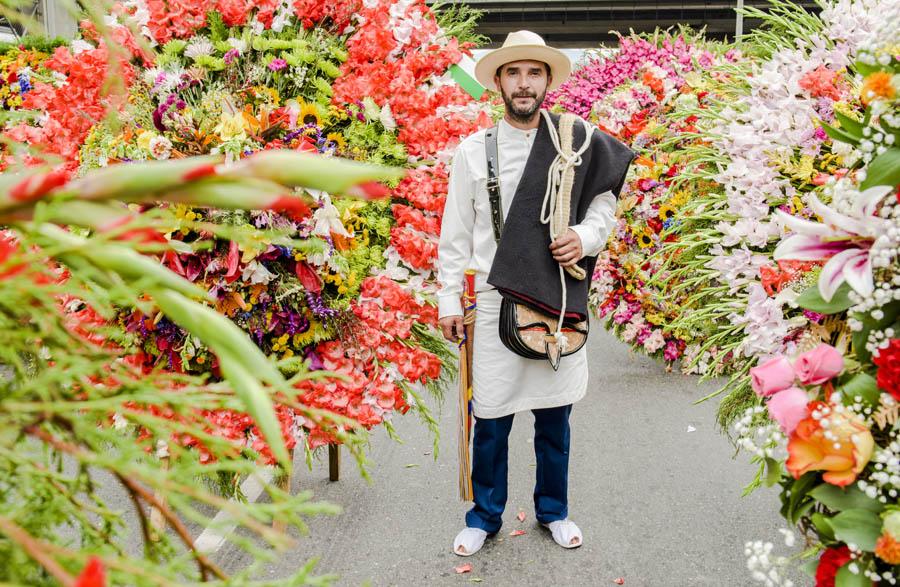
773, 185, 893, 301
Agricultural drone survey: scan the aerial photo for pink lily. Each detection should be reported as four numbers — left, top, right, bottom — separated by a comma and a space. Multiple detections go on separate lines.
773, 185, 892, 301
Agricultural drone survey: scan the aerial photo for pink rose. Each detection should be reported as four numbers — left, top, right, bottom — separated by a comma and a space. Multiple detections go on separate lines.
794, 344, 844, 385
767, 387, 809, 435
750, 355, 795, 397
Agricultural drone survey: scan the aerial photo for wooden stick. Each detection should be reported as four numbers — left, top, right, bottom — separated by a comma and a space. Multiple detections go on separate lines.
328, 444, 340, 482
0, 514, 76, 587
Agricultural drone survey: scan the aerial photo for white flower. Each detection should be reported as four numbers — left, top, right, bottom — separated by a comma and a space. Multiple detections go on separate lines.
148, 135, 173, 160
241, 261, 276, 285
184, 36, 214, 59
311, 194, 351, 238
71, 39, 95, 55
643, 329, 666, 353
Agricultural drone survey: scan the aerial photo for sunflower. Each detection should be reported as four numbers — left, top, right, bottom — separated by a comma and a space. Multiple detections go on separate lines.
325, 132, 346, 152
298, 101, 323, 127
636, 229, 655, 249
658, 204, 676, 221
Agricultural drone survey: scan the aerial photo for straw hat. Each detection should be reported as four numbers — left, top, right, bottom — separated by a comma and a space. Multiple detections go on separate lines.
474, 30, 571, 92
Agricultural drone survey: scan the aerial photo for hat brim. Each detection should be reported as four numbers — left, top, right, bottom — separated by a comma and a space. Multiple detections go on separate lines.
474, 45, 571, 92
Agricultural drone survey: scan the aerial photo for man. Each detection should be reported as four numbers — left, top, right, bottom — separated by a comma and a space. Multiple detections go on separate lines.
438, 31, 634, 556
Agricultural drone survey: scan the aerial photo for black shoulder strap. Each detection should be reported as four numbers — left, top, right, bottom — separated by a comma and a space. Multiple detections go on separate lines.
484, 126, 503, 244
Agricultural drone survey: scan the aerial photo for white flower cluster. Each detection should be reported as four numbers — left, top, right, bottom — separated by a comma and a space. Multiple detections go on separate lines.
858, 439, 900, 504
733, 406, 786, 459
744, 539, 795, 586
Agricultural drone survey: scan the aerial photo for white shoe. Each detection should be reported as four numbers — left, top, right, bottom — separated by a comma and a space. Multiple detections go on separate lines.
542, 519, 583, 548
453, 527, 488, 556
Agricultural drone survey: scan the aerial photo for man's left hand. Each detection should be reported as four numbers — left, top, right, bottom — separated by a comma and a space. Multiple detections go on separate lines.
550, 229, 583, 268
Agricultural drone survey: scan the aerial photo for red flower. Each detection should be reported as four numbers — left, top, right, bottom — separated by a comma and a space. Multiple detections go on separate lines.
815, 546, 851, 587
874, 339, 900, 400
294, 261, 322, 295
75, 557, 105, 587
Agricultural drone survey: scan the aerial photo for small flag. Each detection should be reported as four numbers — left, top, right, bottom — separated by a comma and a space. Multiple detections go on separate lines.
449, 55, 486, 100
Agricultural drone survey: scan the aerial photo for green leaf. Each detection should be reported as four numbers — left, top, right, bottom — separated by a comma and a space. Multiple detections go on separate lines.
822, 122, 861, 146
834, 111, 865, 139
783, 473, 819, 525
838, 373, 882, 409
810, 483, 885, 513
797, 282, 854, 314
765, 457, 783, 487
835, 564, 872, 587
802, 557, 819, 577
861, 147, 900, 190
811, 512, 836, 541
830, 508, 883, 551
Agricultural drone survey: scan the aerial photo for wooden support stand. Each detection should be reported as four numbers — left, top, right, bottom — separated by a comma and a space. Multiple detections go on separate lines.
272, 448, 295, 532
149, 453, 169, 542
328, 444, 340, 482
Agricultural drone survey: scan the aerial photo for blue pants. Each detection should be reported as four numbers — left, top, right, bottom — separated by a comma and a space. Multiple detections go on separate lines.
465, 404, 572, 534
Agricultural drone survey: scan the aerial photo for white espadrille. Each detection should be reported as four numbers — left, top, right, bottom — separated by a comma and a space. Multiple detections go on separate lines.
542, 518, 583, 548
453, 527, 488, 556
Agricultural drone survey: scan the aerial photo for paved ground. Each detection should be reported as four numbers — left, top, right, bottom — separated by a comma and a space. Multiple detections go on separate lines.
219, 327, 807, 587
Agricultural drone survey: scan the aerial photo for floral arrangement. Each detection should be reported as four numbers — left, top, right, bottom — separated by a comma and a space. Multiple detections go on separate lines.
730, 2, 899, 582
552, 31, 747, 370
2, 0, 491, 460
0, 151, 396, 585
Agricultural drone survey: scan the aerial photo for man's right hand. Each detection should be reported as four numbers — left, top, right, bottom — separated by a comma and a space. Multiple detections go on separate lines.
439, 315, 465, 342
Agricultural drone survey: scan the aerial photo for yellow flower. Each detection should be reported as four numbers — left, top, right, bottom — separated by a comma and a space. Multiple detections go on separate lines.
658, 204, 676, 221
326, 132, 346, 152
137, 130, 156, 151
283, 348, 294, 358
645, 311, 665, 326
213, 110, 248, 142
636, 228, 655, 249
298, 101, 323, 127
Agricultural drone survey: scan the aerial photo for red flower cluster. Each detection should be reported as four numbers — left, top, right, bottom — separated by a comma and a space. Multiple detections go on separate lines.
874, 338, 900, 400
815, 546, 852, 587
4, 45, 134, 170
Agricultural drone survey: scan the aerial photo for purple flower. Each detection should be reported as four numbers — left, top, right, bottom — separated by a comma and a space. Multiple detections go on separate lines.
268, 58, 288, 72
224, 48, 240, 64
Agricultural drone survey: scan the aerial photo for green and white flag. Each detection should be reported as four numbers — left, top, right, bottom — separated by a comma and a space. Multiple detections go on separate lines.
449, 55, 486, 100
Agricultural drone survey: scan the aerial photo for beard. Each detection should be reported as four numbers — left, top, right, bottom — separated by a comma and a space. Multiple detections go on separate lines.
501, 88, 547, 123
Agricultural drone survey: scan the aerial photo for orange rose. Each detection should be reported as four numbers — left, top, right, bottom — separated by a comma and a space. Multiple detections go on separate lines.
785, 402, 874, 487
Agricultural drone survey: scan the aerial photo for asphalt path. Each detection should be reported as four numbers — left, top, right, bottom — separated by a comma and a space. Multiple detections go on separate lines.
218, 326, 806, 586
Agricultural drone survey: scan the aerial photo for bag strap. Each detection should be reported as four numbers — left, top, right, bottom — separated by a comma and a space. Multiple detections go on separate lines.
484, 126, 503, 244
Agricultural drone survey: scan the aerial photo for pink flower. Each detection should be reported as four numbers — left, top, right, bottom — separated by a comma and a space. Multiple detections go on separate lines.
794, 344, 844, 385
268, 58, 287, 71
767, 387, 809, 435
750, 355, 795, 397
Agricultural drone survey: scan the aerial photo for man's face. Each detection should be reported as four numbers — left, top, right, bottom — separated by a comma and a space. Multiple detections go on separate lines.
494, 60, 551, 123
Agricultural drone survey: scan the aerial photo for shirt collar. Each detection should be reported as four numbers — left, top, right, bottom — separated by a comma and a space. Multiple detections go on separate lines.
499, 117, 539, 141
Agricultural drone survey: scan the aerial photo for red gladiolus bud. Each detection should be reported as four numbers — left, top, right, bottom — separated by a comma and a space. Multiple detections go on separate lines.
9, 169, 69, 202
182, 163, 219, 182
74, 557, 106, 587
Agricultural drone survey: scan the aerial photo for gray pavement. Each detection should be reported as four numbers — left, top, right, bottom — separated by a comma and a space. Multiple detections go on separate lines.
219, 326, 807, 587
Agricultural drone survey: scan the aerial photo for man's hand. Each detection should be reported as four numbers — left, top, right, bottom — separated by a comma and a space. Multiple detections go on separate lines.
439, 315, 465, 342
550, 229, 583, 267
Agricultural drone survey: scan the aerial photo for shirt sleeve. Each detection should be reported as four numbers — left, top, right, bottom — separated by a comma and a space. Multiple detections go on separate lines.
436, 148, 475, 318
569, 190, 616, 259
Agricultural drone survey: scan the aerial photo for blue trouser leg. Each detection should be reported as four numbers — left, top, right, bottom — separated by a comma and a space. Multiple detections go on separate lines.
533, 404, 572, 524
466, 412, 515, 533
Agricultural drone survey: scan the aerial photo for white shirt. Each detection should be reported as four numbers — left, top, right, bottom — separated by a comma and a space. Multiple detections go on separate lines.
437, 117, 617, 318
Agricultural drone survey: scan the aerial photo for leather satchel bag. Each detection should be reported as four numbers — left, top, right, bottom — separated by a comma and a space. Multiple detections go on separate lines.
484, 123, 589, 371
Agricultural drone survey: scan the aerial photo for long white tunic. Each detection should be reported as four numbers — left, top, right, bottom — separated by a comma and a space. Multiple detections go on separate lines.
437, 117, 617, 419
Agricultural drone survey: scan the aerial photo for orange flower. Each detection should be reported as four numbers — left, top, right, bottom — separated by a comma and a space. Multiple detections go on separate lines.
861, 72, 896, 105
876, 533, 900, 564
785, 402, 874, 487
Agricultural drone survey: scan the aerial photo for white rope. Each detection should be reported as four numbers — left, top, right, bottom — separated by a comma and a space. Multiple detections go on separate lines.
539, 110, 593, 348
